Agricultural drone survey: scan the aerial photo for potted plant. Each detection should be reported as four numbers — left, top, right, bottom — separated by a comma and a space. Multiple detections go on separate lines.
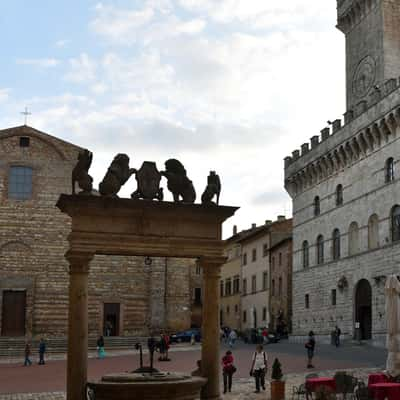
270, 358, 285, 400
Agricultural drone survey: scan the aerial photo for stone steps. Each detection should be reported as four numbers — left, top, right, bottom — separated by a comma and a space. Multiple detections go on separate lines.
0, 336, 148, 357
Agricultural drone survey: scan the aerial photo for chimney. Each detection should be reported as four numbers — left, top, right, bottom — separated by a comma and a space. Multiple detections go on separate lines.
233, 225, 238, 235
251, 223, 257, 229
265, 220, 272, 225
277, 215, 286, 222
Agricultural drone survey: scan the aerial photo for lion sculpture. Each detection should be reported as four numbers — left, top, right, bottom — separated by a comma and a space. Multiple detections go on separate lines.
161, 159, 196, 203
72, 149, 93, 195
99, 153, 136, 196
201, 171, 221, 205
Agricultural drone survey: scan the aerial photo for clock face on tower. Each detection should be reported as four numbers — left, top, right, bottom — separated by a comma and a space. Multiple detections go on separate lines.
352, 56, 376, 99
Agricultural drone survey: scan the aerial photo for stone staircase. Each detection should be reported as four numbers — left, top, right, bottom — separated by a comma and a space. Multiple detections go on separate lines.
0, 336, 148, 357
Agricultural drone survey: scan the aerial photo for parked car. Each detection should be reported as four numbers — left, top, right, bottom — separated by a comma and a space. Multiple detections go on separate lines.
170, 329, 201, 343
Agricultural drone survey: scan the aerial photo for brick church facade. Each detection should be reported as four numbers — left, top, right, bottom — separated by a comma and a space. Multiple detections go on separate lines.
0, 125, 196, 339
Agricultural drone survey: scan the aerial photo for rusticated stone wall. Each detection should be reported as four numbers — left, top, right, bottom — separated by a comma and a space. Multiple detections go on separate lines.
0, 125, 192, 339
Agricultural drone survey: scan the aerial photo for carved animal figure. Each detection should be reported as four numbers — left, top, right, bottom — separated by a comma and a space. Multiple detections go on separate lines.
99, 153, 136, 196
72, 149, 93, 194
161, 159, 196, 203
201, 171, 221, 205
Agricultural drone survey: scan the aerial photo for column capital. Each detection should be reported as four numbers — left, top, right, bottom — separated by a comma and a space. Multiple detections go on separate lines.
198, 256, 227, 268
66, 251, 94, 274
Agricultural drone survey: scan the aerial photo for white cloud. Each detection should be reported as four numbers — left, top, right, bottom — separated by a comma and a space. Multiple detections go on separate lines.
64, 53, 97, 83
0, 89, 10, 103
16, 58, 60, 68
55, 39, 70, 48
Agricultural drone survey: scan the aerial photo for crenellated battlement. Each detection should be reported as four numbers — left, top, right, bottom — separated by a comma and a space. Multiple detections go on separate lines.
336, 0, 378, 34
284, 77, 400, 197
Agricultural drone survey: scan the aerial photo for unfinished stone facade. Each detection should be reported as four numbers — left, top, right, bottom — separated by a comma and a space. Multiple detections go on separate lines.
0, 125, 192, 339
284, 0, 400, 345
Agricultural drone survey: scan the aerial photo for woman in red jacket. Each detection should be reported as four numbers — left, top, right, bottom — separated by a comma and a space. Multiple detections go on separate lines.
221, 350, 236, 393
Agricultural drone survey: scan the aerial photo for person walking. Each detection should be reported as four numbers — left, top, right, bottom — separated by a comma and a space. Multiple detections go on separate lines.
24, 342, 32, 366
262, 327, 268, 344
97, 335, 105, 359
222, 350, 235, 393
334, 326, 341, 347
250, 344, 268, 393
305, 331, 316, 368
38, 338, 46, 365
228, 329, 237, 348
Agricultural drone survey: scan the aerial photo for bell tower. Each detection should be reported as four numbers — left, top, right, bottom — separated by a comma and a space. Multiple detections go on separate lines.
337, 0, 400, 110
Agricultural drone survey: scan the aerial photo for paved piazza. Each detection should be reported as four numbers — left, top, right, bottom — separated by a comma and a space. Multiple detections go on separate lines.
0, 341, 386, 398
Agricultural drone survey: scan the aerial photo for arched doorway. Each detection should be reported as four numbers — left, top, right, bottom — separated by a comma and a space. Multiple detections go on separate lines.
355, 279, 372, 340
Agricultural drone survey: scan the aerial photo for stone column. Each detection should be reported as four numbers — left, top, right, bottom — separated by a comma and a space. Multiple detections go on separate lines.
66, 251, 93, 400
200, 257, 224, 400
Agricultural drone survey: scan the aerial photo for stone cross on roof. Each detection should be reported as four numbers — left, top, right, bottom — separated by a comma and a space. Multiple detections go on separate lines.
20, 107, 31, 125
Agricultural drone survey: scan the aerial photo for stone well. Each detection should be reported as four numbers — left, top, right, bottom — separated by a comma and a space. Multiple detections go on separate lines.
87, 371, 207, 400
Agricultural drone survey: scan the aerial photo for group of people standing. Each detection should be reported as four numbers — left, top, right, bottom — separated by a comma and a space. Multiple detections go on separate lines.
23, 338, 46, 366
221, 344, 268, 394
220, 327, 238, 348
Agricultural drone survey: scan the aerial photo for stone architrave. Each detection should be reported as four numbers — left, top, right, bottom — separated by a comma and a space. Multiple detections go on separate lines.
57, 194, 238, 400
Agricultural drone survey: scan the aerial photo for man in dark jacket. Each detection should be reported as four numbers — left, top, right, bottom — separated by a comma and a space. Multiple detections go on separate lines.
38, 338, 46, 365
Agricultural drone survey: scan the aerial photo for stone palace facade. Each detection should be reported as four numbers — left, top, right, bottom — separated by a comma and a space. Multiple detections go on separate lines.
284, 0, 400, 345
0, 125, 196, 340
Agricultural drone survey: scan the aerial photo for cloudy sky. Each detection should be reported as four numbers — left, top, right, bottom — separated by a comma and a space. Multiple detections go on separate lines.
0, 0, 346, 237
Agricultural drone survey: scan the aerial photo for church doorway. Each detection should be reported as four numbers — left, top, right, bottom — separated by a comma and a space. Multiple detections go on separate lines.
103, 303, 120, 336
355, 279, 372, 340
1, 290, 26, 336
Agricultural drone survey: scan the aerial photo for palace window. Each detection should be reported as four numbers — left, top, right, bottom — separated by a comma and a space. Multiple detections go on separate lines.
279, 252, 282, 266
332, 229, 341, 260
348, 222, 359, 256
226, 306, 230, 315
225, 278, 232, 296
243, 310, 247, 323
233, 275, 240, 294
272, 279, 275, 296
385, 158, 395, 183
194, 288, 202, 305
8, 166, 33, 200
19, 137, 30, 147
331, 289, 337, 306
252, 248, 257, 262
305, 294, 310, 309
278, 277, 282, 297
220, 281, 224, 297
263, 243, 268, 257
262, 307, 267, 321
316, 235, 324, 264
313, 196, 320, 216
336, 184, 343, 206
302, 241, 309, 268
391, 205, 400, 242
243, 253, 247, 266
262, 271, 268, 291
251, 275, 257, 293
368, 214, 379, 249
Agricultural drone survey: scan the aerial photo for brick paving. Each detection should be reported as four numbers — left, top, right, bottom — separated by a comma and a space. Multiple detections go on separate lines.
0, 367, 381, 399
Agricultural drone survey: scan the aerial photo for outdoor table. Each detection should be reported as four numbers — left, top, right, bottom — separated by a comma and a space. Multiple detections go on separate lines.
305, 377, 336, 399
369, 382, 400, 400
368, 373, 390, 386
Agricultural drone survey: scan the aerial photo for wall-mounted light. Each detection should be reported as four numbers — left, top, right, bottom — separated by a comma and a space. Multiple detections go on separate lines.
373, 275, 386, 286
144, 256, 152, 266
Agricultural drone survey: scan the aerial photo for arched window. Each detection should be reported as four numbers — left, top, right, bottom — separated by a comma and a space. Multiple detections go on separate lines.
391, 205, 400, 242
302, 241, 309, 268
278, 277, 282, 297
385, 158, 395, 183
336, 184, 343, 206
8, 166, 33, 200
316, 235, 324, 264
332, 229, 341, 260
314, 196, 320, 216
348, 222, 359, 256
368, 214, 379, 249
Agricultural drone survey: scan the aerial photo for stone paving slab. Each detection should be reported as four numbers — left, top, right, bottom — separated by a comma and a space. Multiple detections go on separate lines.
0, 367, 381, 399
